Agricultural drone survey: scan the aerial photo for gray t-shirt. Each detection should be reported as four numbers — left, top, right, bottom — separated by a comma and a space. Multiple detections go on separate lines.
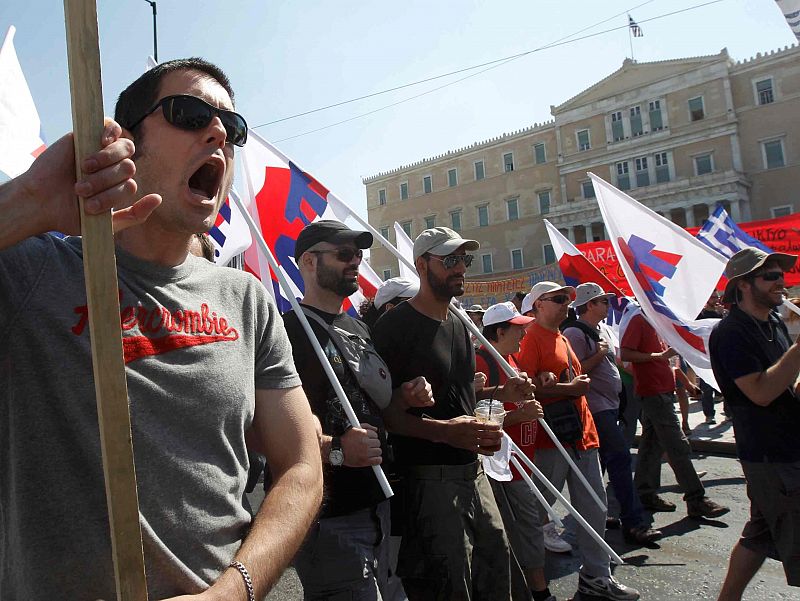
563, 320, 621, 414
0, 235, 301, 600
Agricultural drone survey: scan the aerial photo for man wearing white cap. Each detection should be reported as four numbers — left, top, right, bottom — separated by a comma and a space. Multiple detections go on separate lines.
373, 227, 536, 600
476, 302, 552, 601
563, 283, 661, 545
518, 281, 640, 601
361, 277, 418, 328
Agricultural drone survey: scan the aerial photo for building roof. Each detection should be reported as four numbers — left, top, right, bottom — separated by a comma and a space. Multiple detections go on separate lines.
551, 50, 729, 114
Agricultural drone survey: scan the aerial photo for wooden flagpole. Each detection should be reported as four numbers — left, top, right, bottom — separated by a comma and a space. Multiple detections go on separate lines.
62, 1, 148, 599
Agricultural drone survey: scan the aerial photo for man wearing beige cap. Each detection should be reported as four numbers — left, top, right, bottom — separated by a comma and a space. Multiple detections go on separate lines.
563, 283, 661, 546
710, 248, 800, 600
373, 227, 536, 600
518, 281, 640, 601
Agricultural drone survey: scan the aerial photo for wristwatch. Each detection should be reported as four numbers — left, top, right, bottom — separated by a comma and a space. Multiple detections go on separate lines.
329, 436, 345, 466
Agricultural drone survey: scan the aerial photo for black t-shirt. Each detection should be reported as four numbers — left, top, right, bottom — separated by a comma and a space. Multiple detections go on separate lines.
709, 305, 800, 462
283, 305, 386, 517
372, 301, 477, 466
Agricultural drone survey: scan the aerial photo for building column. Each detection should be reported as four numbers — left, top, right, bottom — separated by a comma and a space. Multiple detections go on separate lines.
685, 207, 696, 228
728, 199, 742, 222
584, 224, 593, 243
566, 227, 575, 243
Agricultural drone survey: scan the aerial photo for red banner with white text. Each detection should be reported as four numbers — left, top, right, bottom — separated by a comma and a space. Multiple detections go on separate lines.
576, 213, 800, 294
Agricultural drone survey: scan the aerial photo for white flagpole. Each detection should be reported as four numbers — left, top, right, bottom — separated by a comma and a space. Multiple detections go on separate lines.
509, 455, 563, 528
230, 194, 393, 499
507, 435, 625, 565
345, 210, 606, 511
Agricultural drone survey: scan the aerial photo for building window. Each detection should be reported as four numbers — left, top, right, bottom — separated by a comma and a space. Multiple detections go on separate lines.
423, 175, 432, 194
401, 220, 412, 238
630, 106, 643, 137
382, 269, 392, 280
400, 182, 408, 200
378, 188, 386, 206
772, 205, 792, 218
611, 111, 624, 142
448, 168, 458, 187
478, 205, 489, 227
615, 161, 630, 190
482, 253, 493, 274
581, 181, 595, 199
538, 190, 551, 214
474, 160, 485, 181
649, 100, 663, 131
534, 142, 546, 164
655, 152, 670, 183
635, 157, 650, 187
543, 244, 556, 265
507, 198, 519, 221
688, 96, 705, 121
763, 139, 786, 169
511, 248, 524, 270
694, 153, 713, 176
424, 215, 436, 229
503, 152, 514, 172
450, 210, 462, 232
577, 129, 591, 151
755, 78, 774, 105
379, 226, 390, 241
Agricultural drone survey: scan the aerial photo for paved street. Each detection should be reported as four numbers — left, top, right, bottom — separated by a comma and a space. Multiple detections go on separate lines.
251, 402, 796, 600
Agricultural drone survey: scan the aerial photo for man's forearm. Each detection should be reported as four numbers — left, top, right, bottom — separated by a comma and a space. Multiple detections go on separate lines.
580, 351, 606, 373
739, 343, 800, 406
0, 177, 46, 250
383, 403, 449, 443
621, 347, 664, 363
536, 382, 576, 397
225, 459, 322, 600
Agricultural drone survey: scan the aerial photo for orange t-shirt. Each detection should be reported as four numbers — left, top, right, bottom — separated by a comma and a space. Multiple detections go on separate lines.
517, 322, 599, 451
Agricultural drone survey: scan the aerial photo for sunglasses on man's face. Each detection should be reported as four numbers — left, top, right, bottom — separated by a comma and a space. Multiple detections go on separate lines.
755, 270, 785, 282
126, 94, 248, 147
540, 294, 571, 305
429, 254, 474, 269
309, 247, 363, 263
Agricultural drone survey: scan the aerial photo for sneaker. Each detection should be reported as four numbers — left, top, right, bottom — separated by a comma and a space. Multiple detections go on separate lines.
578, 573, 640, 601
639, 493, 677, 512
705, 416, 717, 425
606, 516, 621, 530
696, 470, 708, 480
543, 521, 572, 553
687, 496, 730, 519
622, 525, 663, 544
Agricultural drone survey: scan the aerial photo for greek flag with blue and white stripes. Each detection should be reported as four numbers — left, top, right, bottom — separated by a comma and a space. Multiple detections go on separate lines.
696, 205, 772, 259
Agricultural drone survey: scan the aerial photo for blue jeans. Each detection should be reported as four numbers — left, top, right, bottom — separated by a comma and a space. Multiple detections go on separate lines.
593, 408, 645, 530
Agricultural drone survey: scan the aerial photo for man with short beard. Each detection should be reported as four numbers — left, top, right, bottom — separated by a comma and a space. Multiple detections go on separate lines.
372, 227, 537, 600
283, 220, 433, 600
711, 249, 800, 600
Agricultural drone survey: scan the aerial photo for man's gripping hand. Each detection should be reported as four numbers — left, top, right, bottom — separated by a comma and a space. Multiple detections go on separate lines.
17, 119, 161, 238
342, 423, 382, 467
394, 376, 435, 410
496, 371, 536, 404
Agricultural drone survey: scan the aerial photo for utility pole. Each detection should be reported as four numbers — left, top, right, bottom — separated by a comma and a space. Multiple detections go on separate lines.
142, 0, 158, 62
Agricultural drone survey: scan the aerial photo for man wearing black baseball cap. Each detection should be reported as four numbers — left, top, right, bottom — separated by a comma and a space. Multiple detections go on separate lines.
284, 220, 433, 600
711, 248, 800, 599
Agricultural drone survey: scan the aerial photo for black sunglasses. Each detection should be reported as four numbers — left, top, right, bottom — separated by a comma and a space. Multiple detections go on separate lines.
755, 271, 784, 282
429, 254, 475, 269
540, 294, 571, 305
126, 94, 248, 147
309, 248, 364, 263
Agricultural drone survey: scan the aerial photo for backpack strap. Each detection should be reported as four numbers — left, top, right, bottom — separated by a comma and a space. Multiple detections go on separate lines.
476, 347, 501, 387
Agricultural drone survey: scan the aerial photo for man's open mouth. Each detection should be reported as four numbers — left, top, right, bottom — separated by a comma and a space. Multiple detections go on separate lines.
188, 159, 224, 200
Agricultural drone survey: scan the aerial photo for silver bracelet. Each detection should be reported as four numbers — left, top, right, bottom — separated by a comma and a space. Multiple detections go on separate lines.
229, 560, 256, 601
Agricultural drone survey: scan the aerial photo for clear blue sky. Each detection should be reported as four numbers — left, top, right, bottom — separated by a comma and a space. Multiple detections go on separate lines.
1, 1, 795, 218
